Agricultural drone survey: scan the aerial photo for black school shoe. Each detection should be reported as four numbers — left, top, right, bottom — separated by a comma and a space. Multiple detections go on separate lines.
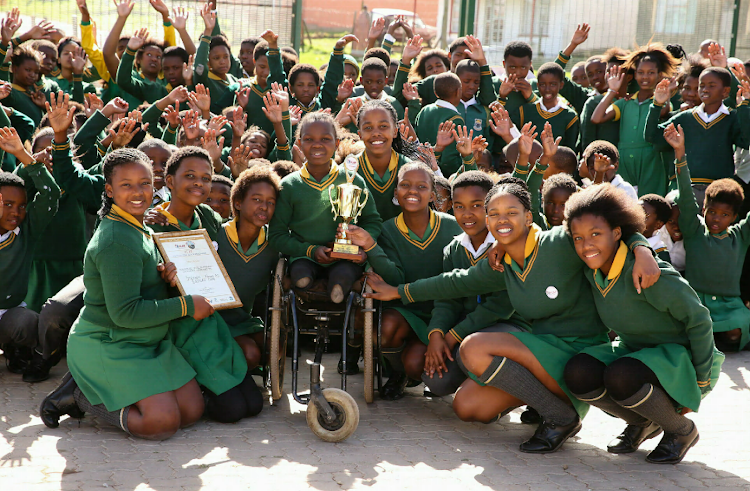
380, 372, 408, 400
607, 422, 663, 454
646, 423, 699, 464
519, 416, 582, 454
520, 406, 541, 424
40, 372, 85, 428
23, 351, 56, 383
3, 344, 32, 374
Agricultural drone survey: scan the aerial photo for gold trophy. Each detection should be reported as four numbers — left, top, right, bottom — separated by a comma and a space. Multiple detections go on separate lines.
328, 156, 369, 259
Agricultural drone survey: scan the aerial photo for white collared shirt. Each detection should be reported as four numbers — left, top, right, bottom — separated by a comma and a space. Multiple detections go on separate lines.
456, 231, 496, 259
364, 91, 389, 102
536, 98, 562, 113
0, 226, 20, 242
610, 175, 638, 201
657, 225, 685, 271
435, 100, 459, 113
460, 97, 477, 110
152, 186, 170, 205
695, 103, 730, 124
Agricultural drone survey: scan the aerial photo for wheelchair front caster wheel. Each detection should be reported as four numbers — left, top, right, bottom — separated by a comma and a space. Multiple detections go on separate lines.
306, 388, 359, 442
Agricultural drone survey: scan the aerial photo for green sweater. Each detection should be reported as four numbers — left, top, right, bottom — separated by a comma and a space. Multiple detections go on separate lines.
194, 34, 241, 114
269, 161, 382, 264
53, 74, 96, 104
644, 100, 750, 182
0, 161, 60, 309
5, 85, 44, 128
354, 149, 410, 221
428, 234, 530, 343
215, 221, 279, 335
116, 48, 176, 104
580, 93, 620, 150
509, 100, 579, 151
396, 226, 649, 338
675, 157, 750, 296
513, 159, 548, 230
492, 87, 539, 153
391, 62, 497, 108
415, 102, 477, 176
150, 202, 223, 241
344, 93, 420, 133
554, 51, 596, 115
72, 109, 111, 169
585, 241, 715, 386
269, 47, 343, 114
458, 99, 495, 153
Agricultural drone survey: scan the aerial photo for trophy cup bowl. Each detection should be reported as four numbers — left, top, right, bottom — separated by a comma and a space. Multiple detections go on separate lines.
329, 182, 369, 259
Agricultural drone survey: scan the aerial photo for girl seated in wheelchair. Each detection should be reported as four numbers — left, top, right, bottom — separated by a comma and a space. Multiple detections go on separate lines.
344, 162, 462, 400
215, 166, 281, 369
268, 111, 382, 304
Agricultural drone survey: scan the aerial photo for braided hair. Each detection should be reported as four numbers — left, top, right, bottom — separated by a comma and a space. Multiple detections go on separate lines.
355, 100, 419, 159
98, 148, 152, 219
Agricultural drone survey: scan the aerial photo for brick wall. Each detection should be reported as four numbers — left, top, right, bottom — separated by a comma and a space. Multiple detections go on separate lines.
303, 0, 439, 31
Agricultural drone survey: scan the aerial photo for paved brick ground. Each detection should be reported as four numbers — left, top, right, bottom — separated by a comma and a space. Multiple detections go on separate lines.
2, 349, 750, 490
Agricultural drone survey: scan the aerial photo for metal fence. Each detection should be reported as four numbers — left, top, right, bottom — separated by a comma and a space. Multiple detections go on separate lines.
2, 0, 295, 55
449, 0, 750, 68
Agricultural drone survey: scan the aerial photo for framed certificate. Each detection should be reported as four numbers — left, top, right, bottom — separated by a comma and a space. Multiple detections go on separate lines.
153, 230, 242, 310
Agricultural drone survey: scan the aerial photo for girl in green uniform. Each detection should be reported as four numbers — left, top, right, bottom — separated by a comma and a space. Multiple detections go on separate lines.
364, 182, 660, 452
563, 183, 723, 464
591, 44, 680, 196
40, 148, 210, 440
55, 38, 97, 103
346, 162, 462, 399
354, 100, 415, 221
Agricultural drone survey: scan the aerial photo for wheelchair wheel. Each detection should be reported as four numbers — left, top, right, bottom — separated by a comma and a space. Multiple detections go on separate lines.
270, 258, 287, 401
306, 388, 359, 442
363, 290, 375, 404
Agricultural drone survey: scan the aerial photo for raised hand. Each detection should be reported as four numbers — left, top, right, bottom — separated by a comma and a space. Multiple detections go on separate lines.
663, 123, 685, 158
434, 120, 456, 152
25, 19, 55, 40
83, 93, 104, 118
182, 110, 202, 141
109, 118, 142, 149
45, 91, 76, 135
228, 144, 253, 178
334, 34, 359, 50
1, 9, 21, 45
171, 6, 189, 29
337, 78, 354, 103
207, 114, 227, 134
592, 152, 615, 177
260, 29, 279, 49
498, 73, 517, 98
570, 23, 590, 47
0, 127, 26, 156
201, 127, 224, 170
335, 99, 354, 127
30, 90, 47, 109
101, 97, 129, 118
471, 135, 488, 159
289, 105, 302, 126
189, 84, 211, 115
127, 27, 148, 51
200, 2, 216, 33
416, 143, 439, 172
0, 82, 11, 101
114, 0, 135, 18
230, 106, 247, 138
166, 85, 189, 105
707, 42, 727, 68
730, 62, 749, 85
463, 35, 487, 65
149, 0, 170, 19
33, 146, 53, 172
235, 83, 251, 109
182, 53, 194, 86
270, 82, 290, 110
70, 45, 88, 74
489, 104, 512, 140
402, 82, 419, 101
452, 125, 473, 157
163, 102, 180, 127
653, 77, 671, 105
368, 17, 385, 40
401, 35, 423, 65
606, 64, 625, 92
517, 122, 537, 157
539, 122, 561, 158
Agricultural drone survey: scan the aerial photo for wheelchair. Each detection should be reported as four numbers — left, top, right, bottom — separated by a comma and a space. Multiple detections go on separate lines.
262, 257, 382, 442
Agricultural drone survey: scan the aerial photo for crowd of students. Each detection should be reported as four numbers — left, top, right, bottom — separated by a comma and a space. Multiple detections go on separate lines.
0, 0, 749, 463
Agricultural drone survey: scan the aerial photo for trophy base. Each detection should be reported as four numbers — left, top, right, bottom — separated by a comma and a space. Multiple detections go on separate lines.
330, 242, 361, 260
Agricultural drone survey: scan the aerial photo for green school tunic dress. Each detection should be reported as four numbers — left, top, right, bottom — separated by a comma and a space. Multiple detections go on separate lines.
216, 221, 279, 338
579, 242, 723, 412
366, 210, 462, 344
394, 225, 650, 417
355, 149, 410, 222
609, 94, 668, 196
675, 157, 750, 350
66, 205, 197, 411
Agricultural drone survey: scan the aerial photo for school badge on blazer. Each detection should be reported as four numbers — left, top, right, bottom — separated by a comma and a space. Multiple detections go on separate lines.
474, 119, 482, 131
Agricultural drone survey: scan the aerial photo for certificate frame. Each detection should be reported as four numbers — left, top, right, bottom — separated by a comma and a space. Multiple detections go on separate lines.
153, 229, 242, 310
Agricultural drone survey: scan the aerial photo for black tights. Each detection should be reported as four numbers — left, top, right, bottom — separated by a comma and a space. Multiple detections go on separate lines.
205, 373, 263, 423
289, 259, 363, 299
564, 354, 662, 401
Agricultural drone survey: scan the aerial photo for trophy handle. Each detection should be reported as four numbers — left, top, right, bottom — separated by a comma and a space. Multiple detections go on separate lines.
352, 187, 369, 222
328, 184, 339, 219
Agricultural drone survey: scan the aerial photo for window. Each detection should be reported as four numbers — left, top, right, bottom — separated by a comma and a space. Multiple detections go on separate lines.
654, 0, 698, 34
520, 0, 551, 38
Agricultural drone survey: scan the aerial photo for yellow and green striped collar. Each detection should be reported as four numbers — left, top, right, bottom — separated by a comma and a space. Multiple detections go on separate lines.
593, 241, 628, 296
107, 204, 150, 236
360, 150, 398, 191
224, 219, 268, 260
300, 161, 339, 191
395, 210, 440, 250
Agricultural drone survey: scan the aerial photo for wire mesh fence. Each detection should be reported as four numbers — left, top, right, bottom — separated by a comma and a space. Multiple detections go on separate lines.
2, 0, 294, 54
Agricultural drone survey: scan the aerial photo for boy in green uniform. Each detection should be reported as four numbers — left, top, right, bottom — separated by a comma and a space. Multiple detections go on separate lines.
645, 68, 750, 204
415, 72, 477, 176
456, 60, 495, 153
667, 123, 750, 351
563, 183, 722, 464
421, 171, 529, 397
234, 38, 275, 135
0, 127, 60, 378
193, 6, 240, 115
509, 63, 579, 151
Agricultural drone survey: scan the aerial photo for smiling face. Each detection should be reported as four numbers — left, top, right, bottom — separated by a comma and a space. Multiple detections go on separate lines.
361, 67, 387, 100
299, 121, 338, 167
37, 46, 58, 76
292, 72, 320, 106
0, 186, 27, 234
209, 46, 231, 77
571, 65, 589, 88
358, 107, 396, 158
105, 161, 154, 221
395, 168, 434, 213
166, 156, 213, 208
585, 60, 607, 93
453, 185, 487, 238
486, 192, 532, 246
142, 146, 171, 191
570, 214, 622, 273
635, 59, 660, 92
206, 182, 232, 219
537, 73, 563, 105
544, 188, 574, 228
698, 72, 730, 107
680, 75, 700, 107
254, 55, 269, 86
236, 181, 277, 227
703, 200, 736, 235
244, 132, 269, 159
424, 55, 447, 77
665, 205, 682, 242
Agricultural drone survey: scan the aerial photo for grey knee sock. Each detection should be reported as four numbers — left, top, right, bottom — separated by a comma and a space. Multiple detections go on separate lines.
573, 387, 649, 426
455, 349, 468, 376
616, 384, 693, 436
381, 342, 406, 372
479, 356, 578, 426
74, 388, 130, 434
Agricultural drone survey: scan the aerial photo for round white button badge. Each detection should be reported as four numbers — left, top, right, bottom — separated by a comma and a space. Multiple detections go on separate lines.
546, 286, 559, 299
